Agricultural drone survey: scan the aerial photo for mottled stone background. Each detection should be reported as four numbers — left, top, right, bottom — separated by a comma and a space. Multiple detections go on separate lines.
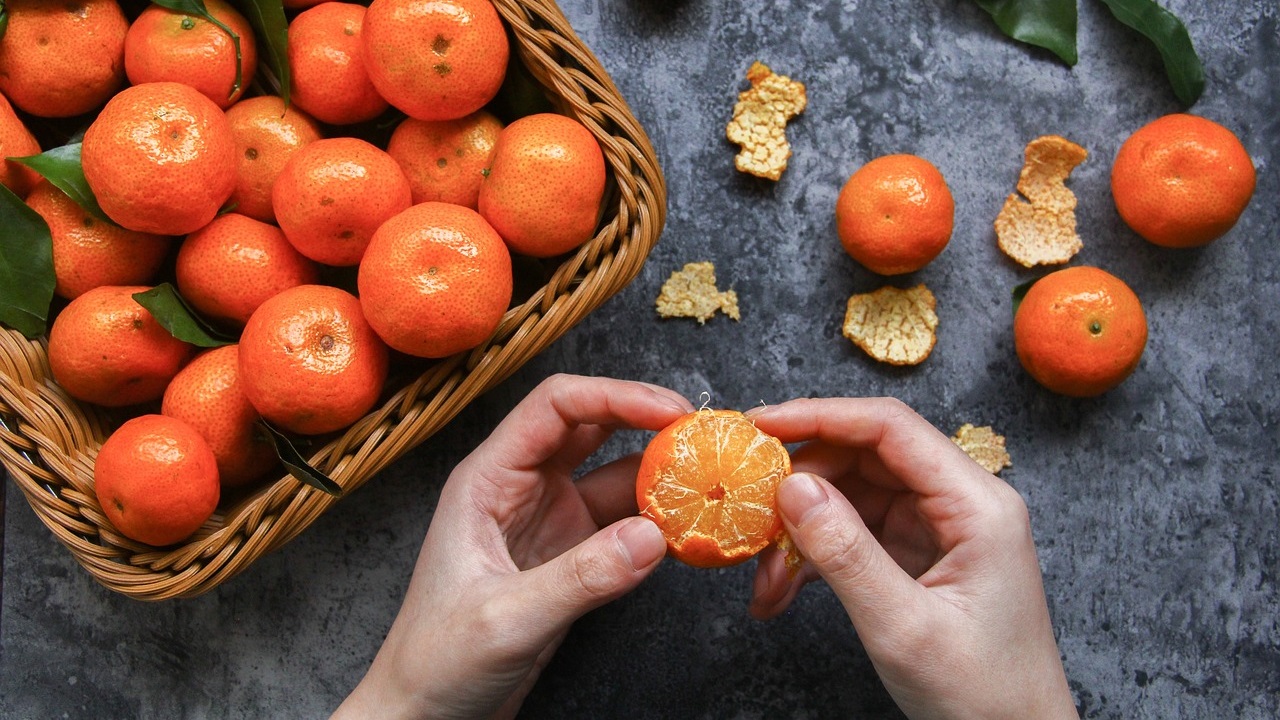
3, 1, 1277, 717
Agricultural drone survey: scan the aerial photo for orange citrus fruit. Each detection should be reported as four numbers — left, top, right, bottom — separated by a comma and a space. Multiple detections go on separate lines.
0, 0, 128, 118
358, 202, 512, 358
47, 284, 194, 407
25, 180, 170, 300
81, 81, 237, 235
272, 136, 412, 266
238, 284, 388, 435
287, 2, 389, 126
94, 413, 220, 546
0, 93, 42, 197
477, 113, 606, 258
835, 154, 954, 275
1014, 266, 1148, 398
387, 110, 502, 208
636, 409, 792, 568
225, 95, 323, 224
1111, 113, 1256, 248
124, 0, 257, 109
361, 0, 509, 121
175, 213, 320, 327
162, 345, 278, 489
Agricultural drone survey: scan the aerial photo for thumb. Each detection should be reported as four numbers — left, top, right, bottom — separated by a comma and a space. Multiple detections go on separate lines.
778, 473, 924, 636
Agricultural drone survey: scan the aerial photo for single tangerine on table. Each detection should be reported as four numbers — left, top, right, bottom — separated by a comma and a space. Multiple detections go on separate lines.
0, 0, 129, 118
1014, 266, 1148, 398
47, 285, 194, 408
288, 2, 389, 126
25, 180, 170, 300
0, 94, 42, 197
835, 154, 954, 275
225, 95, 323, 224
81, 81, 237, 236
237, 284, 389, 436
124, 0, 258, 109
636, 409, 792, 568
387, 111, 503, 208
361, 0, 510, 121
94, 414, 220, 546
1111, 113, 1256, 248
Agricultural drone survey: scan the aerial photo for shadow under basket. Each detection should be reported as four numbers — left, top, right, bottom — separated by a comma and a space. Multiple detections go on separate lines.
0, 0, 666, 601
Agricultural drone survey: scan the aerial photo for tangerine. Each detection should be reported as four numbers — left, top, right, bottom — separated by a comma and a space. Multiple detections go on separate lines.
94, 413, 220, 546
0, 93, 41, 197
124, 0, 257, 109
478, 113, 606, 258
47, 284, 194, 407
175, 213, 320, 326
0, 0, 128, 118
636, 409, 792, 568
1111, 113, 1256, 248
225, 95, 323, 224
25, 180, 170, 300
358, 202, 512, 358
162, 345, 278, 489
835, 154, 954, 275
288, 2, 388, 125
81, 81, 237, 235
1014, 266, 1148, 398
361, 0, 509, 121
238, 284, 388, 435
387, 111, 502, 208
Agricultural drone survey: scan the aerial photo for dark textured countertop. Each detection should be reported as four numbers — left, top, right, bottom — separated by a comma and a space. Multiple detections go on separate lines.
3, 1, 1278, 717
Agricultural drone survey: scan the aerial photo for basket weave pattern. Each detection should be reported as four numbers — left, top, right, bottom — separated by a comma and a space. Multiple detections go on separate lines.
0, 0, 666, 600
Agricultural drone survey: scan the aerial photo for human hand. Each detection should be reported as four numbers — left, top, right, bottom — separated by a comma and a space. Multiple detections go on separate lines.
748, 398, 1076, 719
332, 374, 692, 720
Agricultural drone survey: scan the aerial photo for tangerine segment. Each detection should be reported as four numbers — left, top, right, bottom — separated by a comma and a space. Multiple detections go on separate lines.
637, 409, 791, 568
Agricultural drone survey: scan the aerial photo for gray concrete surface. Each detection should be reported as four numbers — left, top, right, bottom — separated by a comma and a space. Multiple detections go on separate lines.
3, 0, 1278, 717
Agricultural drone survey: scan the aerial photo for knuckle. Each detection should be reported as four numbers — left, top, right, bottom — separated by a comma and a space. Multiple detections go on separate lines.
568, 548, 623, 600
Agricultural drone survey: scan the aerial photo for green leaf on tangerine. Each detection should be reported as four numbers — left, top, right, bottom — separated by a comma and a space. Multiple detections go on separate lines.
238, 0, 291, 106
0, 184, 56, 338
12, 143, 112, 223
132, 283, 236, 348
259, 422, 343, 497
973, 0, 1079, 66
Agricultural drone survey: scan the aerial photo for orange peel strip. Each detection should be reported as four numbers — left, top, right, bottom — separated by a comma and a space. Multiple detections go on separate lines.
655, 261, 740, 324
951, 423, 1013, 475
725, 61, 807, 181
842, 284, 938, 366
995, 135, 1088, 268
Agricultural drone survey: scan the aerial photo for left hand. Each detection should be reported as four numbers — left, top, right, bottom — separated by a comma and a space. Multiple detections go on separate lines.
332, 374, 692, 720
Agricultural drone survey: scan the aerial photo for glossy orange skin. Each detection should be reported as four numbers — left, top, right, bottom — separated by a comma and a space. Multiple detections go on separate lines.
361, 0, 509, 121
0, 0, 128, 118
359, 202, 512, 358
288, 3, 388, 125
835, 154, 954, 275
0, 94, 42, 197
225, 95, 323, 223
162, 345, 278, 489
94, 414, 220, 546
82, 82, 237, 235
1014, 266, 1148, 398
272, 137, 412, 266
25, 180, 170, 300
48, 285, 194, 407
175, 213, 320, 326
238, 285, 388, 435
388, 111, 502, 208
124, 0, 258, 109
478, 113, 606, 258
1111, 114, 1256, 248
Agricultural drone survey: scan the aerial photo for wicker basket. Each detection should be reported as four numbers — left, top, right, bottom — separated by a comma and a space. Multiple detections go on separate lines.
0, 0, 665, 601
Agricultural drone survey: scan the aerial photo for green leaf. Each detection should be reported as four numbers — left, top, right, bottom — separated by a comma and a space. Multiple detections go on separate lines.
1096, 0, 1204, 106
973, 0, 1078, 66
149, 0, 244, 101
238, 0, 291, 106
0, 184, 55, 338
0, 3, 9, 41
131, 283, 236, 348
12, 143, 112, 223
258, 422, 343, 497
1011, 277, 1042, 315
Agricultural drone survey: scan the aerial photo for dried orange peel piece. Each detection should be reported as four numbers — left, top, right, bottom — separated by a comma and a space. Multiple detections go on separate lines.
842, 284, 938, 366
725, 61, 807, 181
995, 135, 1088, 267
655, 261, 740, 324
951, 423, 1013, 475
636, 409, 791, 568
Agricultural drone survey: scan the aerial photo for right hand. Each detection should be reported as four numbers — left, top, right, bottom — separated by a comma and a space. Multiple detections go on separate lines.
748, 398, 1077, 719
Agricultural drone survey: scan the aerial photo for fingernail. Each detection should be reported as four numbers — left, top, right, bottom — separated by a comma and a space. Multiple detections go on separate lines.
778, 473, 829, 526
617, 518, 667, 572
